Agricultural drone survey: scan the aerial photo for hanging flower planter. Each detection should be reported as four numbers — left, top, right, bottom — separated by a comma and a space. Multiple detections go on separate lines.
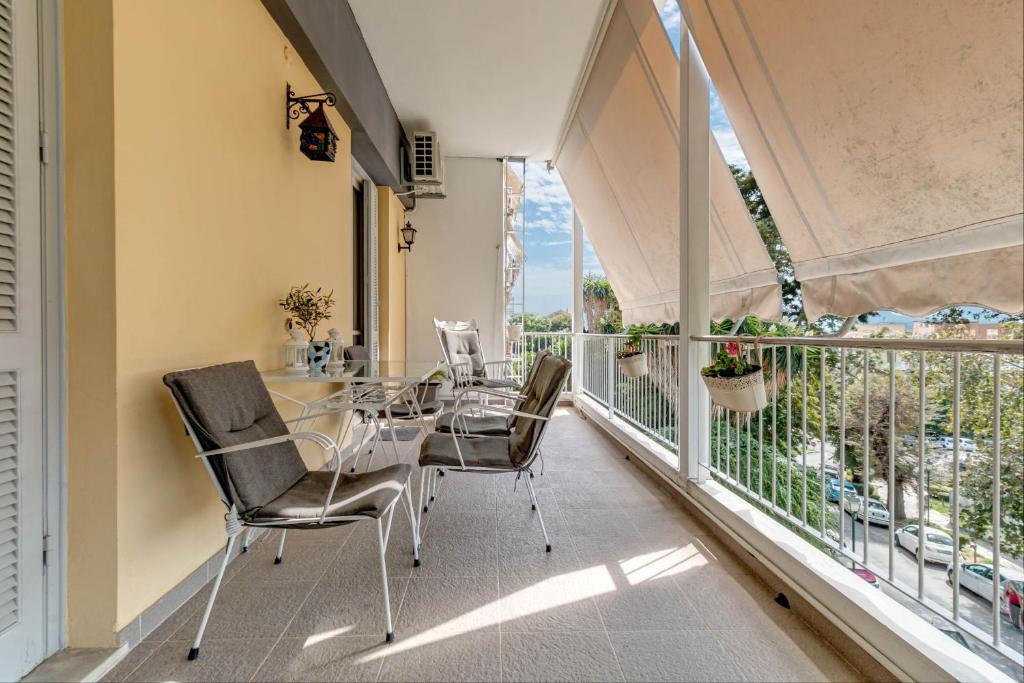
616, 324, 656, 378
701, 340, 768, 413
618, 351, 648, 378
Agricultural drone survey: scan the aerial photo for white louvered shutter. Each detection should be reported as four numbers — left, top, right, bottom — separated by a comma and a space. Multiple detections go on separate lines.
0, 0, 47, 677
0, 0, 14, 333
367, 188, 379, 361
0, 371, 15, 633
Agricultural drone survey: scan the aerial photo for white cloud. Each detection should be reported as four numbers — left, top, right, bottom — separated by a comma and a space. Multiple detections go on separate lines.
713, 129, 749, 169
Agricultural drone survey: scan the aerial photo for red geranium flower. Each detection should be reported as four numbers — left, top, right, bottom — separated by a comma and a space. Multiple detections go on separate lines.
725, 341, 740, 357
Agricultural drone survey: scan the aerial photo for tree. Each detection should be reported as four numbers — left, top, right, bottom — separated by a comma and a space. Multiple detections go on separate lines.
928, 322, 1024, 558
547, 310, 572, 332
730, 166, 802, 321
583, 274, 623, 333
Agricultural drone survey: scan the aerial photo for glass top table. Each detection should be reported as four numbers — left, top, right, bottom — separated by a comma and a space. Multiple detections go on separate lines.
261, 360, 445, 384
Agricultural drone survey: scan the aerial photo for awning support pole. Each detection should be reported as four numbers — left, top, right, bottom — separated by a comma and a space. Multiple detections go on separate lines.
679, 10, 712, 483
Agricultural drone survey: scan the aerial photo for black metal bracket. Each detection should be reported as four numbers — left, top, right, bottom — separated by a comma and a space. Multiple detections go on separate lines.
286, 83, 337, 129
398, 243, 412, 253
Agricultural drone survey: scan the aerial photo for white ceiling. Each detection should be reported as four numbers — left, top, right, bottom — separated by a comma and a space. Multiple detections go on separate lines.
348, 0, 608, 160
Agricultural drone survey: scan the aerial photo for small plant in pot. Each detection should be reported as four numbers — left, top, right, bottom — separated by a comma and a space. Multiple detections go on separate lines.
279, 284, 335, 377
415, 368, 448, 404
700, 340, 767, 413
617, 324, 656, 378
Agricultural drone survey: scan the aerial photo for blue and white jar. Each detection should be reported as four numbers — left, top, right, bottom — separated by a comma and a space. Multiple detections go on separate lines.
306, 340, 333, 377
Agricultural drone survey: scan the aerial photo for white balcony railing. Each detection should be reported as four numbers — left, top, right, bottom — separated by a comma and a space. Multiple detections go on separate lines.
527, 330, 1023, 671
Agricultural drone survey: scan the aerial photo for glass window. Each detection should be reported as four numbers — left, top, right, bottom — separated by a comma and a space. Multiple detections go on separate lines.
927, 534, 953, 546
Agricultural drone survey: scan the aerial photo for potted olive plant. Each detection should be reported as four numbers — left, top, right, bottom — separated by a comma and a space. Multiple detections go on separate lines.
700, 340, 767, 412
616, 324, 656, 378
414, 368, 448, 405
279, 284, 335, 377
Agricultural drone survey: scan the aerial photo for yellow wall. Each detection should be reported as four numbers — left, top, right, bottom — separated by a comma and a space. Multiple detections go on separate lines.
64, 0, 118, 647
64, 0, 353, 643
377, 187, 407, 361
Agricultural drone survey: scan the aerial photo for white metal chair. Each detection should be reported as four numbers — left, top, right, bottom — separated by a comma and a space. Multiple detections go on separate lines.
416, 354, 571, 552
433, 318, 521, 394
163, 361, 420, 659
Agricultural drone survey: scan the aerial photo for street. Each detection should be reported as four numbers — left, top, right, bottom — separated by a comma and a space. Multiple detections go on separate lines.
831, 505, 1024, 660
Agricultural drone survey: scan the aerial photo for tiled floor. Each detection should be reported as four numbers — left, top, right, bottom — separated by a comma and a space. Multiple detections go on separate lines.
104, 408, 861, 682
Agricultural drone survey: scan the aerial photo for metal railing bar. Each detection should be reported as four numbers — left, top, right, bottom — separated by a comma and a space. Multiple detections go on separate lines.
888, 350, 896, 584
839, 348, 847, 553
863, 348, 870, 567
787, 345, 793, 517
690, 335, 1023, 355
820, 349, 827, 539
802, 356, 808, 526
772, 346, 778, 508
917, 350, 926, 601
991, 354, 1001, 646
952, 352, 961, 620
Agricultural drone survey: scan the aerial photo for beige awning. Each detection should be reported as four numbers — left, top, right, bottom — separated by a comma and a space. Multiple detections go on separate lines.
554, 0, 781, 325
681, 0, 1024, 320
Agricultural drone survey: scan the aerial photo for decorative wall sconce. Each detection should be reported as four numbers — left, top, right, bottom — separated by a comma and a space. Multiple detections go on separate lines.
398, 220, 417, 252
286, 83, 338, 162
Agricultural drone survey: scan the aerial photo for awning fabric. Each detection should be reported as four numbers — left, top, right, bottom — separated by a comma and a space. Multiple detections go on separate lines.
554, 0, 781, 325
681, 0, 1024, 320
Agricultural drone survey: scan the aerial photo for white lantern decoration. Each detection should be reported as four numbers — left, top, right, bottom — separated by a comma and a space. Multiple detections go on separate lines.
326, 328, 346, 375
284, 327, 308, 374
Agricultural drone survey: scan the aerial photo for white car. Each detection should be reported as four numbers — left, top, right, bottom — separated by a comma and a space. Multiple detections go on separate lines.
853, 498, 890, 526
895, 524, 957, 563
946, 562, 1024, 602
937, 436, 978, 452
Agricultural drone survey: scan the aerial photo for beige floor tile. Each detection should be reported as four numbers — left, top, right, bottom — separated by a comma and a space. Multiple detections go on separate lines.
376, 632, 501, 682
284, 578, 407, 638
168, 580, 315, 641
501, 631, 623, 682
609, 630, 745, 682
396, 576, 501, 636
251, 636, 385, 682
124, 638, 276, 682
499, 571, 606, 633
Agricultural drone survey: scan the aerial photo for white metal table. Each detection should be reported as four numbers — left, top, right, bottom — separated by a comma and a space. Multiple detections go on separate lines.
261, 360, 446, 470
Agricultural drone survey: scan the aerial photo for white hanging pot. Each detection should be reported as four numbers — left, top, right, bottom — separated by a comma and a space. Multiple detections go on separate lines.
618, 351, 648, 378
702, 366, 768, 413
506, 324, 524, 341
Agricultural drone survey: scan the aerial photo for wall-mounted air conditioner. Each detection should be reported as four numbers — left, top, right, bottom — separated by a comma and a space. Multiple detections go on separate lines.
410, 131, 443, 185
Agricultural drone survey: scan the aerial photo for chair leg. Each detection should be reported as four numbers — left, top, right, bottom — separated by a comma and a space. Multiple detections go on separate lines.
363, 417, 383, 472
189, 535, 236, 660
348, 417, 374, 473
384, 409, 403, 465
401, 482, 421, 565
525, 476, 551, 552
420, 466, 431, 514
274, 529, 287, 564
241, 527, 255, 553
376, 517, 395, 642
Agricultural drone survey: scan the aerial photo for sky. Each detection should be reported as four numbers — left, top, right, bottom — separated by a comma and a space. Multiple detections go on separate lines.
521, 1, 747, 316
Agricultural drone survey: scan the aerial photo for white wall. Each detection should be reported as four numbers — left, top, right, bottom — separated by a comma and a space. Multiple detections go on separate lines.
406, 157, 503, 363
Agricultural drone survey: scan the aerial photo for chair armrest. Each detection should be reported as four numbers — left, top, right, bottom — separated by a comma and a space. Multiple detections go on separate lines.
448, 404, 548, 439
195, 431, 339, 459
452, 385, 525, 411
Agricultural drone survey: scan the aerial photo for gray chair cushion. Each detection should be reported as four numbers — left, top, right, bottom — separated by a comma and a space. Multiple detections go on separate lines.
384, 400, 443, 418
469, 376, 520, 390
344, 345, 370, 361
435, 413, 512, 436
251, 464, 411, 523
419, 434, 514, 469
508, 355, 572, 467
164, 361, 307, 513
444, 329, 487, 377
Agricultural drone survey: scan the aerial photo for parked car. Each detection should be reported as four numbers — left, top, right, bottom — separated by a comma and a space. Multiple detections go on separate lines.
937, 436, 978, 452
895, 524, 956, 563
851, 498, 890, 526
852, 567, 880, 588
946, 562, 1024, 602
842, 493, 863, 515
826, 478, 857, 503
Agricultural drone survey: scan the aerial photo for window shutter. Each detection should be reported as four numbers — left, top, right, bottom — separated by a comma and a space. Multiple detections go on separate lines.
0, 0, 14, 333
0, 371, 16, 633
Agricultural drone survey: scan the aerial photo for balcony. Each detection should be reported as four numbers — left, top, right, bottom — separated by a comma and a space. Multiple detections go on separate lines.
99, 408, 862, 683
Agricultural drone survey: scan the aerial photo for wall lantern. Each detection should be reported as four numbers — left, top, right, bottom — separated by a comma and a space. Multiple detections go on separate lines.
398, 220, 417, 252
286, 83, 338, 162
